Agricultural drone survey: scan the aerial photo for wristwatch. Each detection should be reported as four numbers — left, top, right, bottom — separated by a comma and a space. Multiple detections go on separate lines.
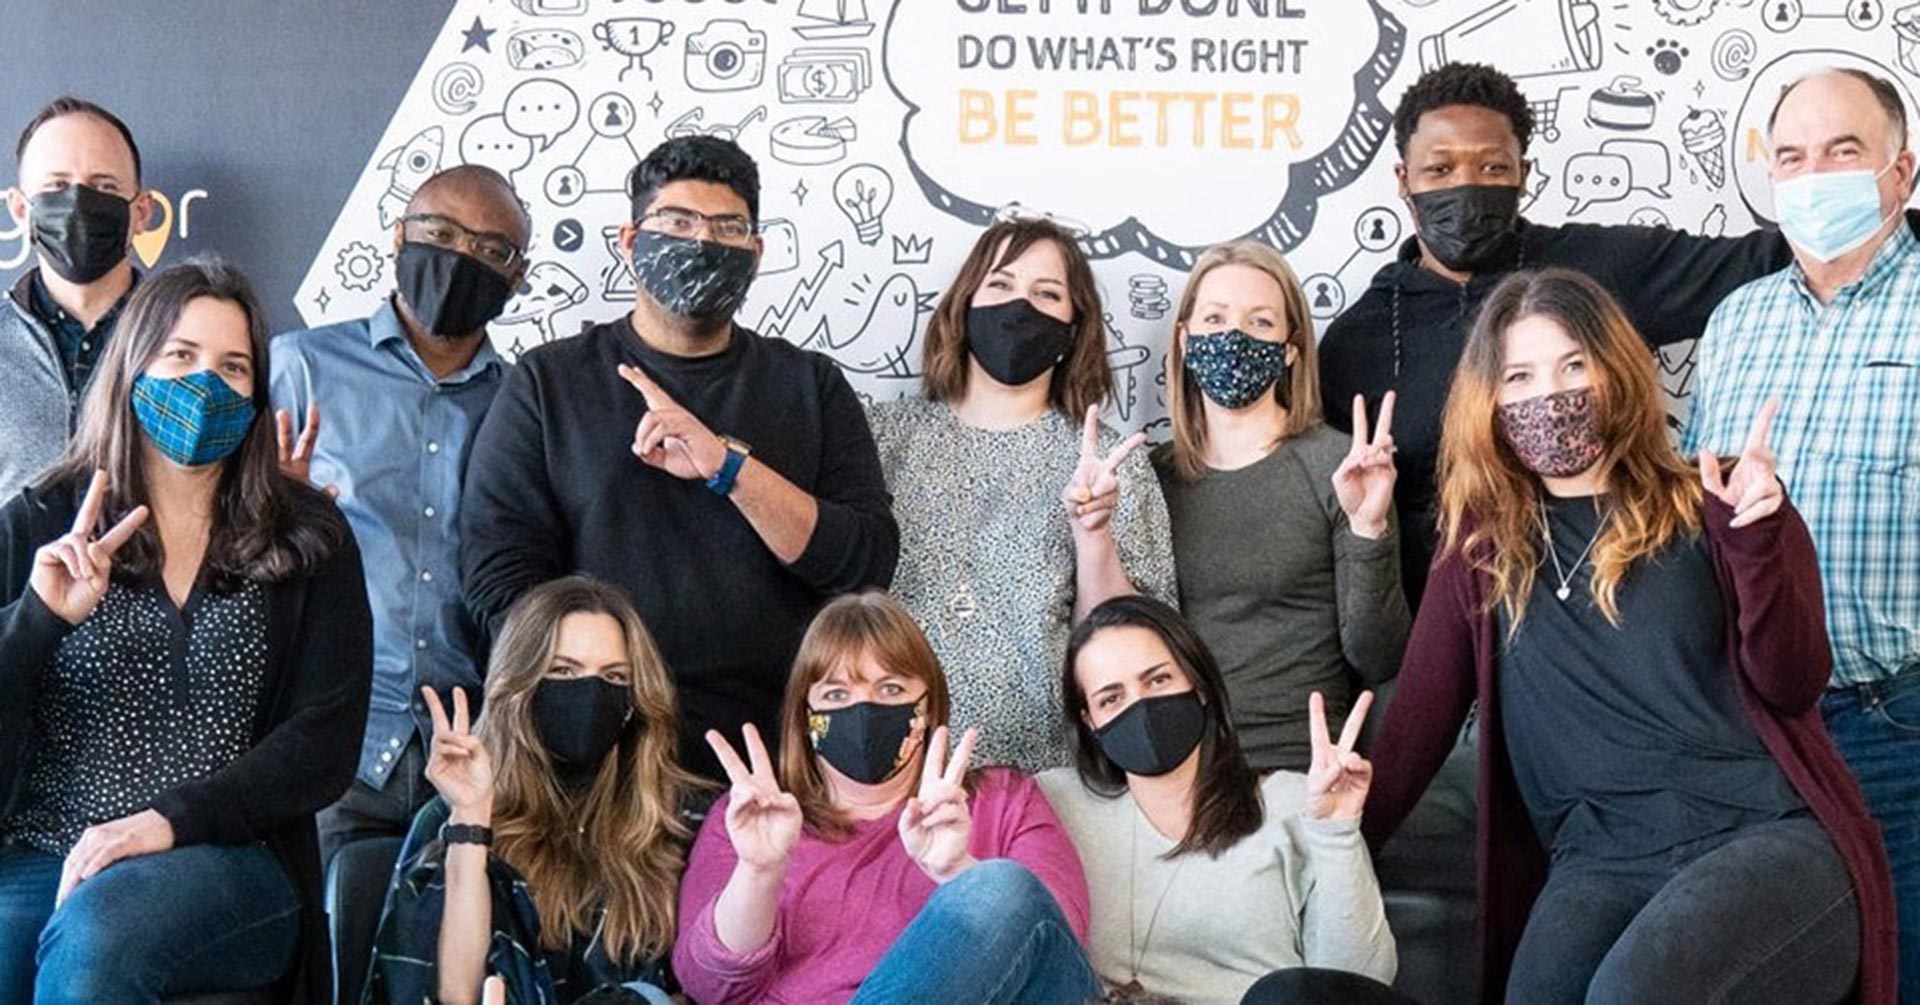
705, 435, 752, 496
440, 822, 494, 847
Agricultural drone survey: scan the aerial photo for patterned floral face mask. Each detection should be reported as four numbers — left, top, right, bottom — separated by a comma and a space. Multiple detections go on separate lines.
1495, 386, 1605, 478
1182, 329, 1289, 410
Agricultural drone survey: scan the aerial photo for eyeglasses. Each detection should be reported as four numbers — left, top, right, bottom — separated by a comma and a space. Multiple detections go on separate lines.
993, 202, 1091, 239
399, 213, 523, 270
639, 207, 756, 245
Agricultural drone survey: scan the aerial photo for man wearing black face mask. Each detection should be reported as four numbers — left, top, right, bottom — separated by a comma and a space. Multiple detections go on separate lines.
1319, 63, 1793, 608
462, 136, 900, 783
0, 97, 154, 500
267, 165, 528, 871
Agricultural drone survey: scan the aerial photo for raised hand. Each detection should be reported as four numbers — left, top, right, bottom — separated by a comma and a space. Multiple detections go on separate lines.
619, 363, 727, 483
31, 470, 149, 626
1304, 690, 1374, 822
1060, 405, 1147, 534
707, 724, 803, 875
423, 686, 495, 824
275, 403, 339, 499
1331, 392, 1397, 540
898, 725, 979, 883
1699, 398, 1782, 529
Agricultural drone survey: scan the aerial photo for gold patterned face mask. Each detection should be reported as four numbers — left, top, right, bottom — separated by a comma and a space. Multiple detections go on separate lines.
807, 695, 928, 784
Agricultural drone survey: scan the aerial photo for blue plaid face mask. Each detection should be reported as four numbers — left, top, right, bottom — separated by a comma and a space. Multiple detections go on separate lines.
1183, 329, 1290, 409
131, 369, 257, 468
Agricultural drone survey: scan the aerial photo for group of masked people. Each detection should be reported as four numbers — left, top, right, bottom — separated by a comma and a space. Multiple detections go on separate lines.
0, 54, 1913, 1005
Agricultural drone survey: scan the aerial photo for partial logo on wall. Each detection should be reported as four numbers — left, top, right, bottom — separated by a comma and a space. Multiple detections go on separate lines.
1, 187, 209, 272
299, 0, 1920, 427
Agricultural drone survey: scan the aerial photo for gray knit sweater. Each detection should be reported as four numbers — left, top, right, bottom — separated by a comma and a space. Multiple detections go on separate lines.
0, 272, 84, 501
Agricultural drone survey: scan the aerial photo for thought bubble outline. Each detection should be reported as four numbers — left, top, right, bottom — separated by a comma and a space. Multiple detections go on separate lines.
460, 113, 534, 175
879, 2, 1407, 267
502, 77, 580, 152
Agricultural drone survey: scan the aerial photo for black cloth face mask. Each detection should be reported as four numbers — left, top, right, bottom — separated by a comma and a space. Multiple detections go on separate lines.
1092, 691, 1206, 777
396, 242, 515, 337
530, 676, 634, 785
808, 698, 923, 785
629, 230, 756, 323
1408, 183, 1521, 273
29, 184, 132, 284
965, 298, 1074, 387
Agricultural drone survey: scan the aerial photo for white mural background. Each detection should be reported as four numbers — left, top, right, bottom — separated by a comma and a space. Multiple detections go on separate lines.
298, 0, 1920, 436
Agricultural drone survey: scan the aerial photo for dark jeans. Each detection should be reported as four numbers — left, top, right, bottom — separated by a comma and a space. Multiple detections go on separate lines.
1823, 666, 1920, 1004
1507, 816, 1858, 1004
1240, 967, 1419, 1004
318, 735, 430, 867
0, 841, 299, 1003
849, 859, 1102, 1005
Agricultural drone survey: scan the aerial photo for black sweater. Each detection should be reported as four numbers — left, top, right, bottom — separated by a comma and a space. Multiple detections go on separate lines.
1318, 219, 1791, 607
0, 476, 373, 1005
460, 319, 899, 780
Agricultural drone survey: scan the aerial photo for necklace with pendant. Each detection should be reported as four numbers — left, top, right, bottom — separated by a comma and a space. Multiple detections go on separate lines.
1112, 808, 1189, 1002
1538, 496, 1609, 602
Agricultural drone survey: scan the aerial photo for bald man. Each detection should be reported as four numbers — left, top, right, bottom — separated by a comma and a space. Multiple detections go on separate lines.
268, 165, 531, 868
1685, 68, 1919, 999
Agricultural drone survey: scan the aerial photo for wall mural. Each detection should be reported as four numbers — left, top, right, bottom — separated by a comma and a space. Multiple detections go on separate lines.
299, 0, 1920, 437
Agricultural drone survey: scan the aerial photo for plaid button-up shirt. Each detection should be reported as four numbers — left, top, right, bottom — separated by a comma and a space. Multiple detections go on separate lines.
1683, 220, 1920, 685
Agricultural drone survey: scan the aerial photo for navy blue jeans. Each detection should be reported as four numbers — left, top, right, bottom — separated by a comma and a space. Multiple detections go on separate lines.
0, 842, 299, 1003
849, 859, 1101, 1005
1824, 667, 1920, 1003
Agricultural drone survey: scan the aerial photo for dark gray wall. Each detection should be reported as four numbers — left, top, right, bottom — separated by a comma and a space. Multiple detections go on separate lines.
1, 1, 456, 332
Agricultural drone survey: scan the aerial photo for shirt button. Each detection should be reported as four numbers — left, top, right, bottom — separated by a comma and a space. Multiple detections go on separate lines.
389, 737, 402, 748
415, 638, 428, 650
80, 341, 91, 351
427, 441, 441, 454
380, 751, 393, 763
423, 506, 436, 519
421, 570, 434, 583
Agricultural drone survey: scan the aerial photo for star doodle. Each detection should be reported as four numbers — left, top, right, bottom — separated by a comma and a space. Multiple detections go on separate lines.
461, 17, 495, 53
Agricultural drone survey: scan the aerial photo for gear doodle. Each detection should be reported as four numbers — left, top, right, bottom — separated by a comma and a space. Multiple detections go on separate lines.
1652, 0, 1717, 24
334, 241, 384, 292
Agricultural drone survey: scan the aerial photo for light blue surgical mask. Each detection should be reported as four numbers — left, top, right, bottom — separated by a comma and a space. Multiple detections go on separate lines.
1773, 161, 1899, 263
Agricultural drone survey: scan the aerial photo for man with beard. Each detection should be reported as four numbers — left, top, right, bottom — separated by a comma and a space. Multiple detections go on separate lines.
1320, 63, 1792, 607
1, 97, 155, 500
269, 164, 528, 866
460, 136, 900, 782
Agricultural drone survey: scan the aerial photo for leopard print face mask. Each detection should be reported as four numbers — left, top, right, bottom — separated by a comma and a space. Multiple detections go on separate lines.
1495, 387, 1604, 478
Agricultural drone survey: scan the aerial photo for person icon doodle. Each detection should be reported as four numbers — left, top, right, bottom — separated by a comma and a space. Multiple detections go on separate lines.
558, 175, 574, 197
1776, 1, 1792, 22
1369, 219, 1387, 243
1315, 283, 1334, 310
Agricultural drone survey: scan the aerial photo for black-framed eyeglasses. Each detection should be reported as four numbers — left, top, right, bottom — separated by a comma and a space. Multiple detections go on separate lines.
399, 213, 523, 270
639, 207, 756, 245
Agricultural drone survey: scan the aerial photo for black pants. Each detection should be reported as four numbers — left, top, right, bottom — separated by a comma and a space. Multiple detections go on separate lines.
317, 737, 431, 868
1239, 967, 1417, 1004
1507, 816, 1859, 1005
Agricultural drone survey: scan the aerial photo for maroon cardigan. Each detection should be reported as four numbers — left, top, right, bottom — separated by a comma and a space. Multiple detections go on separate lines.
1361, 494, 1896, 1004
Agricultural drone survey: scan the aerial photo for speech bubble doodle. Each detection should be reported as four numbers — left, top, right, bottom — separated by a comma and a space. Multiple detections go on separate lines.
502, 78, 579, 152
1604, 138, 1673, 198
1564, 152, 1632, 215
460, 114, 534, 175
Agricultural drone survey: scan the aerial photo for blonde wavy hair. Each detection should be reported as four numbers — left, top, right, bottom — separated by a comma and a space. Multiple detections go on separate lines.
477, 576, 701, 963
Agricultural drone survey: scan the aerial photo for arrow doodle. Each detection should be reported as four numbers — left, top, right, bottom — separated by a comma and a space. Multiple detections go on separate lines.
758, 240, 845, 339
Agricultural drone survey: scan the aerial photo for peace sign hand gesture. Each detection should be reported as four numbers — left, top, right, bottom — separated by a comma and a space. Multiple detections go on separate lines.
1061, 405, 1147, 535
423, 686, 494, 824
619, 364, 728, 483
1699, 398, 1783, 530
1304, 690, 1374, 822
1331, 392, 1398, 540
31, 470, 148, 626
898, 725, 980, 884
274, 403, 338, 499
707, 724, 803, 875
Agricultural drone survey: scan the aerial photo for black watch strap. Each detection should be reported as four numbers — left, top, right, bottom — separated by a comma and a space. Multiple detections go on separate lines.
440, 822, 494, 847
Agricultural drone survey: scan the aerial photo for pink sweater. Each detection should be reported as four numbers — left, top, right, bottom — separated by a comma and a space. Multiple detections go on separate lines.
672, 768, 1091, 1005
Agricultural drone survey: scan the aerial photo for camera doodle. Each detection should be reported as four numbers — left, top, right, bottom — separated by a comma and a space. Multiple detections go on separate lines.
687, 20, 768, 92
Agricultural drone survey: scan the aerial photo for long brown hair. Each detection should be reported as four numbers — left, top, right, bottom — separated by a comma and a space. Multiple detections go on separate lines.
919, 219, 1112, 419
1436, 268, 1701, 630
477, 577, 700, 964
45, 257, 341, 587
777, 591, 957, 840
1164, 240, 1324, 483
1062, 595, 1262, 859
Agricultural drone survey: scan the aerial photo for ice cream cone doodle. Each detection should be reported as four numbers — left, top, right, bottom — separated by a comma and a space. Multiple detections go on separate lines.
1680, 108, 1727, 188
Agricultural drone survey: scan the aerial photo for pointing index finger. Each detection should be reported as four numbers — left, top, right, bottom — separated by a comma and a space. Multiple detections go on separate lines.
1744, 398, 1780, 456
617, 363, 670, 409
72, 470, 108, 539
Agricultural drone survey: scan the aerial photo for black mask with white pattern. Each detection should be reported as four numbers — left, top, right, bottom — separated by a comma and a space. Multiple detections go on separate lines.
629, 230, 756, 323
